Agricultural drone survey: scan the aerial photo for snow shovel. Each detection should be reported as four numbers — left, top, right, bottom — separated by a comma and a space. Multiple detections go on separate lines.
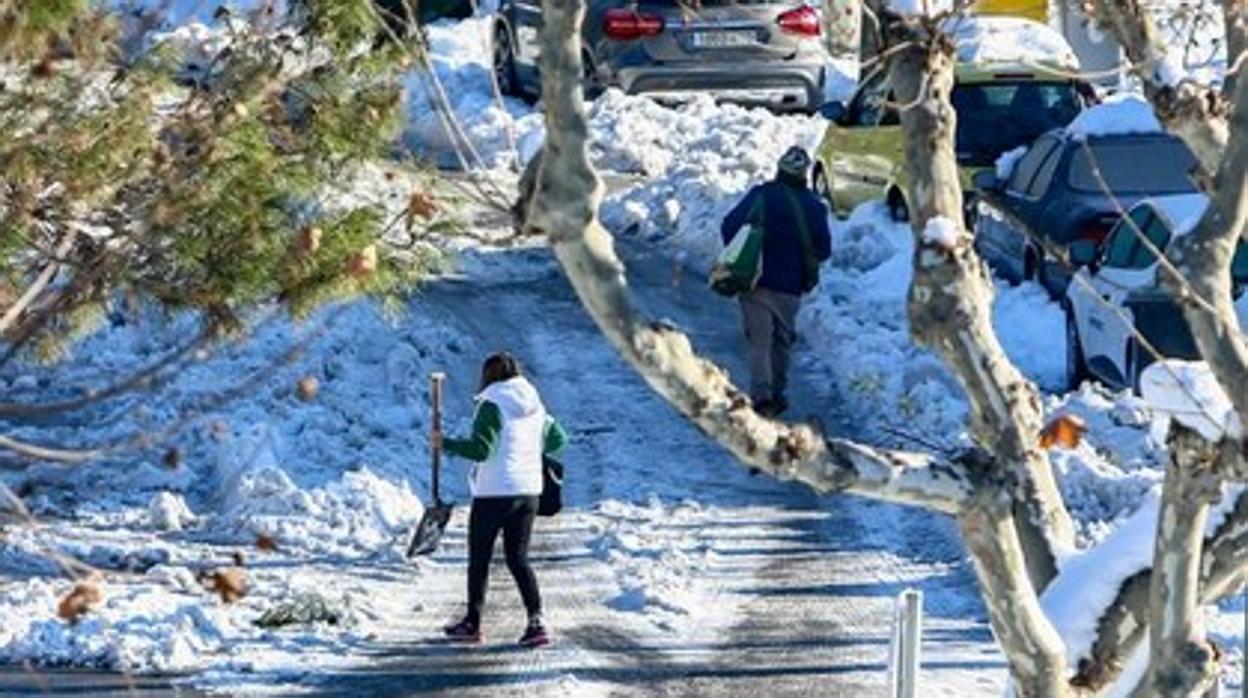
407, 372, 453, 558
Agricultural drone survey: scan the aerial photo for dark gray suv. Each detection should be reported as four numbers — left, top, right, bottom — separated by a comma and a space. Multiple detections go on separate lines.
491, 0, 833, 112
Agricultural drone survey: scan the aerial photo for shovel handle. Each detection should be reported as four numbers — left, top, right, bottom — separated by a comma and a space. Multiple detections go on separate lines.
430, 372, 445, 500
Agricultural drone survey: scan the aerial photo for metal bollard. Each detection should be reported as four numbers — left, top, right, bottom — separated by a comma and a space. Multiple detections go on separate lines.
890, 589, 923, 698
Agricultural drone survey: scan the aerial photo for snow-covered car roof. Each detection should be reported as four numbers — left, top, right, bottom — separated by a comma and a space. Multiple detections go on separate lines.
943, 16, 1081, 71
1133, 193, 1209, 239
1065, 93, 1163, 140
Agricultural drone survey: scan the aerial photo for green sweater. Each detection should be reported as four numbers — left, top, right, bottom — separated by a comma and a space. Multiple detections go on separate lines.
443, 400, 568, 463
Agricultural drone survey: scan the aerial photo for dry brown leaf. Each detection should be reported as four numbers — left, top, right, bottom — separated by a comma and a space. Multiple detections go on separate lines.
296, 375, 319, 403
255, 534, 279, 552
347, 245, 377, 279
201, 567, 247, 604
57, 582, 102, 624
1039, 414, 1087, 450
407, 190, 438, 221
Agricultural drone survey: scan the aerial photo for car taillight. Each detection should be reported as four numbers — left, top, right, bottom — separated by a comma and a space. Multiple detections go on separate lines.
603, 9, 664, 40
777, 5, 820, 37
1078, 216, 1117, 244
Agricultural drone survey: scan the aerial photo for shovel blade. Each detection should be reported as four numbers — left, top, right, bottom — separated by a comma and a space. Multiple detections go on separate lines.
407, 502, 453, 558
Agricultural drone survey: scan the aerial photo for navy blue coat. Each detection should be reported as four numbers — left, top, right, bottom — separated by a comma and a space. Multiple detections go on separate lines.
720, 179, 832, 296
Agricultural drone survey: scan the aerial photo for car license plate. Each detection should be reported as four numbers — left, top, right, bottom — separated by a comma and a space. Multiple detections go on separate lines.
691, 30, 755, 48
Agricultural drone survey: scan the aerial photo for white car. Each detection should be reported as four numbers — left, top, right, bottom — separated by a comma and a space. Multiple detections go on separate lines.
1063, 194, 1248, 392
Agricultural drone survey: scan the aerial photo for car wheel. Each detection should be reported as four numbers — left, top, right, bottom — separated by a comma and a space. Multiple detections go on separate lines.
887, 189, 909, 223
1065, 306, 1090, 392
1022, 246, 1038, 282
581, 51, 603, 101
813, 166, 837, 215
493, 25, 520, 98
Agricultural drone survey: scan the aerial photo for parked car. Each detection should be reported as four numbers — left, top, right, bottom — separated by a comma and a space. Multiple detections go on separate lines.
812, 61, 1092, 222
1063, 194, 1248, 391
973, 128, 1200, 295
491, 0, 832, 112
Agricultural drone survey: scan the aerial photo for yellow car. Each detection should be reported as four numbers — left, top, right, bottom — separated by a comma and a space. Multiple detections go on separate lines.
813, 62, 1095, 221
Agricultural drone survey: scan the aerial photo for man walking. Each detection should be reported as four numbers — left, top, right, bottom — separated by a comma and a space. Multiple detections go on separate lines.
720, 146, 831, 418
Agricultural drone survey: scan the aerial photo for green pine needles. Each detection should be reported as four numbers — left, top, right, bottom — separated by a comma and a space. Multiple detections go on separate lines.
0, 0, 438, 360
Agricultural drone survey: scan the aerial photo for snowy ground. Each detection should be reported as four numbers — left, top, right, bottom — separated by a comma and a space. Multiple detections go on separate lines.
2, 11, 1246, 697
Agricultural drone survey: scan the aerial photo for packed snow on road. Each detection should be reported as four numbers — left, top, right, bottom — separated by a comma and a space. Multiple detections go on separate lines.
0, 10, 1244, 697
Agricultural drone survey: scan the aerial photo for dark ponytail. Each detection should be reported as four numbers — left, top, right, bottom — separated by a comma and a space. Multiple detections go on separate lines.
479, 352, 521, 391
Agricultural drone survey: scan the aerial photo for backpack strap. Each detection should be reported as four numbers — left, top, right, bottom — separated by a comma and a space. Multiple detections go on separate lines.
780, 187, 820, 291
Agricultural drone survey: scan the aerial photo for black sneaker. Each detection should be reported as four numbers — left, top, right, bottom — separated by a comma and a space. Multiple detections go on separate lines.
752, 398, 776, 417
771, 395, 789, 417
443, 617, 482, 643
518, 620, 550, 648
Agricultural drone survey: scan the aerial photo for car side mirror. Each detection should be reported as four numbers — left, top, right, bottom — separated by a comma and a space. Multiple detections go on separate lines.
819, 101, 847, 124
1069, 240, 1099, 269
972, 169, 999, 192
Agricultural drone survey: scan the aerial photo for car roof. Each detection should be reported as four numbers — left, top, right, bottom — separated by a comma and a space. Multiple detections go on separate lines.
1133, 193, 1209, 238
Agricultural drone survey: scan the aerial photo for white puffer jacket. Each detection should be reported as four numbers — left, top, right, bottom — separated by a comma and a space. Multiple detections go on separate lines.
470, 376, 548, 497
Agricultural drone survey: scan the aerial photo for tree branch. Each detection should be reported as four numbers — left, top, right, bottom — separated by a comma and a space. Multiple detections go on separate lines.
0, 229, 76, 336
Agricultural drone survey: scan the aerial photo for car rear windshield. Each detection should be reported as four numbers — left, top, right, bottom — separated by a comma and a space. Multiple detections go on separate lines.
951, 81, 1082, 166
1067, 139, 1199, 194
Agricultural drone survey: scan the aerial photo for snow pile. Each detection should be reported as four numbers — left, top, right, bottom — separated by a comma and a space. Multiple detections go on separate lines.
1066, 94, 1163, 140
149, 493, 196, 532
589, 498, 730, 633
993, 283, 1067, 393
1141, 360, 1242, 441
596, 91, 823, 268
995, 145, 1028, 181
213, 422, 424, 554
945, 16, 1080, 70
403, 18, 541, 168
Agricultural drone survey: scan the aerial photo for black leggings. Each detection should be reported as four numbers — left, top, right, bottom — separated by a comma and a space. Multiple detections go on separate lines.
466, 495, 541, 625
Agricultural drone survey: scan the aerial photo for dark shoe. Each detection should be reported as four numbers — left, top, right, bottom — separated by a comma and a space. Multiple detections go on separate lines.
752, 398, 776, 417
518, 620, 550, 648
771, 395, 789, 417
443, 617, 482, 643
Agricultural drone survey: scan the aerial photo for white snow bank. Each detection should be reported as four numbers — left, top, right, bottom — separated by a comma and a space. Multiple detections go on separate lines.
1141, 360, 1242, 442
1066, 94, 1162, 140
149, 493, 195, 532
945, 16, 1080, 69
213, 423, 424, 554
596, 90, 823, 268
403, 18, 541, 168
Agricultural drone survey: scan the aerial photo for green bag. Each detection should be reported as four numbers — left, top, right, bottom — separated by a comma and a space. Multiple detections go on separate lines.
710, 193, 766, 297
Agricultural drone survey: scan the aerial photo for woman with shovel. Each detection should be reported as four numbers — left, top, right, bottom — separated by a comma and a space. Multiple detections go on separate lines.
439, 352, 567, 647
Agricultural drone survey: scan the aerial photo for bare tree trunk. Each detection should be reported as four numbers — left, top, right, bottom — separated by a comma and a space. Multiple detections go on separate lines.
885, 23, 1074, 591
1159, 70, 1248, 427
1132, 426, 1223, 697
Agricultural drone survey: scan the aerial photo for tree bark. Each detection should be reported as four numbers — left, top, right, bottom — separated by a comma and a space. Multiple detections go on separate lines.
1158, 67, 1248, 430
885, 21, 1074, 591
1131, 426, 1223, 698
